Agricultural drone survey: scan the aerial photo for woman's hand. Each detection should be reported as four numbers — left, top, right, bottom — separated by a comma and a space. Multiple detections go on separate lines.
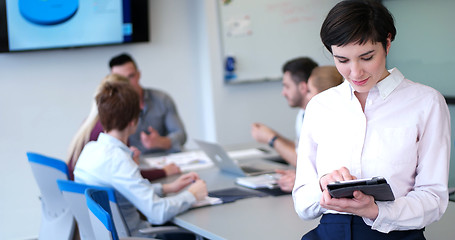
320, 189, 379, 220
318, 166, 378, 220
188, 179, 208, 201
162, 172, 199, 194
319, 167, 356, 191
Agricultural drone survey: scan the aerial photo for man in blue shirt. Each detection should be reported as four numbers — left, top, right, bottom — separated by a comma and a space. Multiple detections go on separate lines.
109, 53, 187, 154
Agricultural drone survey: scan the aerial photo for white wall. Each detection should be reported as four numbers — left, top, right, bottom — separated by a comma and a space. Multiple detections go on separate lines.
0, 1, 299, 239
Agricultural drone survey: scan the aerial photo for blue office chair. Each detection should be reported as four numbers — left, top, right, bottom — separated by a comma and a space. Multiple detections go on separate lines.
57, 180, 130, 239
85, 188, 153, 240
26, 152, 75, 240
58, 180, 189, 239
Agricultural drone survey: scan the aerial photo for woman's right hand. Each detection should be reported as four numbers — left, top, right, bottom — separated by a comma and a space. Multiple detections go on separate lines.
188, 179, 208, 201
319, 167, 356, 191
162, 172, 198, 194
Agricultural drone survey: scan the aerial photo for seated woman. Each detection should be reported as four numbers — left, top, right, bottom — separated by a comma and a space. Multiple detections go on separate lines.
66, 74, 180, 180
74, 81, 207, 236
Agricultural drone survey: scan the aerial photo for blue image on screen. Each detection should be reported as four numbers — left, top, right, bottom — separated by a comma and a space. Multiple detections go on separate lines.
6, 0, 124, 51
18, 0, 79, 26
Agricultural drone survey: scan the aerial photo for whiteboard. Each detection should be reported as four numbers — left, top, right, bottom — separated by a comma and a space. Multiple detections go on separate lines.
217, 0, 340, 83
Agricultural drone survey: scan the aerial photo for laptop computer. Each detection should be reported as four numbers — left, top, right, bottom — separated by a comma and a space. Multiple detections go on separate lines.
194, 139, 285, 177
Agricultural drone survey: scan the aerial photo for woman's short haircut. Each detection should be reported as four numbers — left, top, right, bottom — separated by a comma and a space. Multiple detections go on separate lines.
96, 82, 140, 132
320, 0, 396, 53
310, 66, 344, 94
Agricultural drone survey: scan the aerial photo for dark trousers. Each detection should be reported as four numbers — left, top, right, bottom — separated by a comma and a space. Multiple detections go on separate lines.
302, 214, 425, 240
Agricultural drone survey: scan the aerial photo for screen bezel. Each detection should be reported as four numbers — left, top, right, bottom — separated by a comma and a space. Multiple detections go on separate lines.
0, 0, 149, 53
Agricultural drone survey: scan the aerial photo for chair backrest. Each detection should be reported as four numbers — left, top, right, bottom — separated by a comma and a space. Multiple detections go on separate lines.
27, 152, 70, 216
57, 180, 130, 239
26, 152, 75, 240
86, 189, 119, 240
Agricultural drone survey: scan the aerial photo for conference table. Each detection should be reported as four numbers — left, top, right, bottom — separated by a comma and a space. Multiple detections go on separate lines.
147, 145, 455, 240
172, 166, 319, 240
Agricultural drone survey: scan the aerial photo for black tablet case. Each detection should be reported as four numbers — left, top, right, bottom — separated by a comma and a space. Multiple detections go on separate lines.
327, 177, 395, 201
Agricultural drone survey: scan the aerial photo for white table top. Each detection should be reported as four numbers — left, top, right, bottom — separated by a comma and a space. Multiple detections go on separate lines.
170, 166, 455, 240
149, 143, 455, 240
171, 166, 317, 240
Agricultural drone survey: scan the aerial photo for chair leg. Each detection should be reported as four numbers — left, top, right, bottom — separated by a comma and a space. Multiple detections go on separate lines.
39, 209, 75, 240
72, 222, 81, 240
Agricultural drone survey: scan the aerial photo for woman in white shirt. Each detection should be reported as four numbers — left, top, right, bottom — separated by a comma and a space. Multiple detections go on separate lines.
292, 0, 450, 239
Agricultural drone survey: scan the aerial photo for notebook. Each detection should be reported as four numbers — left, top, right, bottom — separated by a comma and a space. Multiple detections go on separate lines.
194, 139, 285, 177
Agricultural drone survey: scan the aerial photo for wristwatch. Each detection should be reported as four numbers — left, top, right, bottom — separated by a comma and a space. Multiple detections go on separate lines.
268, 135, 278, 148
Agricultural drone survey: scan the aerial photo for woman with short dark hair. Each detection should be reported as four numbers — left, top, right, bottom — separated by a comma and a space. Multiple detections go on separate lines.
293, 1, 450, 239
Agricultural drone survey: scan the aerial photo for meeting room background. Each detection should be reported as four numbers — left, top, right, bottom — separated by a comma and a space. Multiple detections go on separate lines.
1, 0, 454, 239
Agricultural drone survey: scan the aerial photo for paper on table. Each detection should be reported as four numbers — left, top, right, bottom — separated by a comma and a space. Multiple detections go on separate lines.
143, 150, 213, 172
236, 173, 281, 189
191, 196, 223, 208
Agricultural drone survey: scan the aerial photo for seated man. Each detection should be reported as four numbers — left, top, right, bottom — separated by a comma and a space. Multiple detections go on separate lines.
252, 57, 318, 167
252, 65, 343, 192
109, 53, 187, 154
74, 81, 207, 236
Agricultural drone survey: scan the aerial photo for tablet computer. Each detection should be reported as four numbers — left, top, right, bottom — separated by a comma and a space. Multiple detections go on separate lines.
327, 176, 395, 201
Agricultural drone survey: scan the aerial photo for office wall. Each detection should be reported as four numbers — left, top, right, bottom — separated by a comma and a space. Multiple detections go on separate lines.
0, 0, 297, 239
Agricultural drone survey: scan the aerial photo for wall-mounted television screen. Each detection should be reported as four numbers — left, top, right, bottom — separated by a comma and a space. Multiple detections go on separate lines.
0, 0, 149, 53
